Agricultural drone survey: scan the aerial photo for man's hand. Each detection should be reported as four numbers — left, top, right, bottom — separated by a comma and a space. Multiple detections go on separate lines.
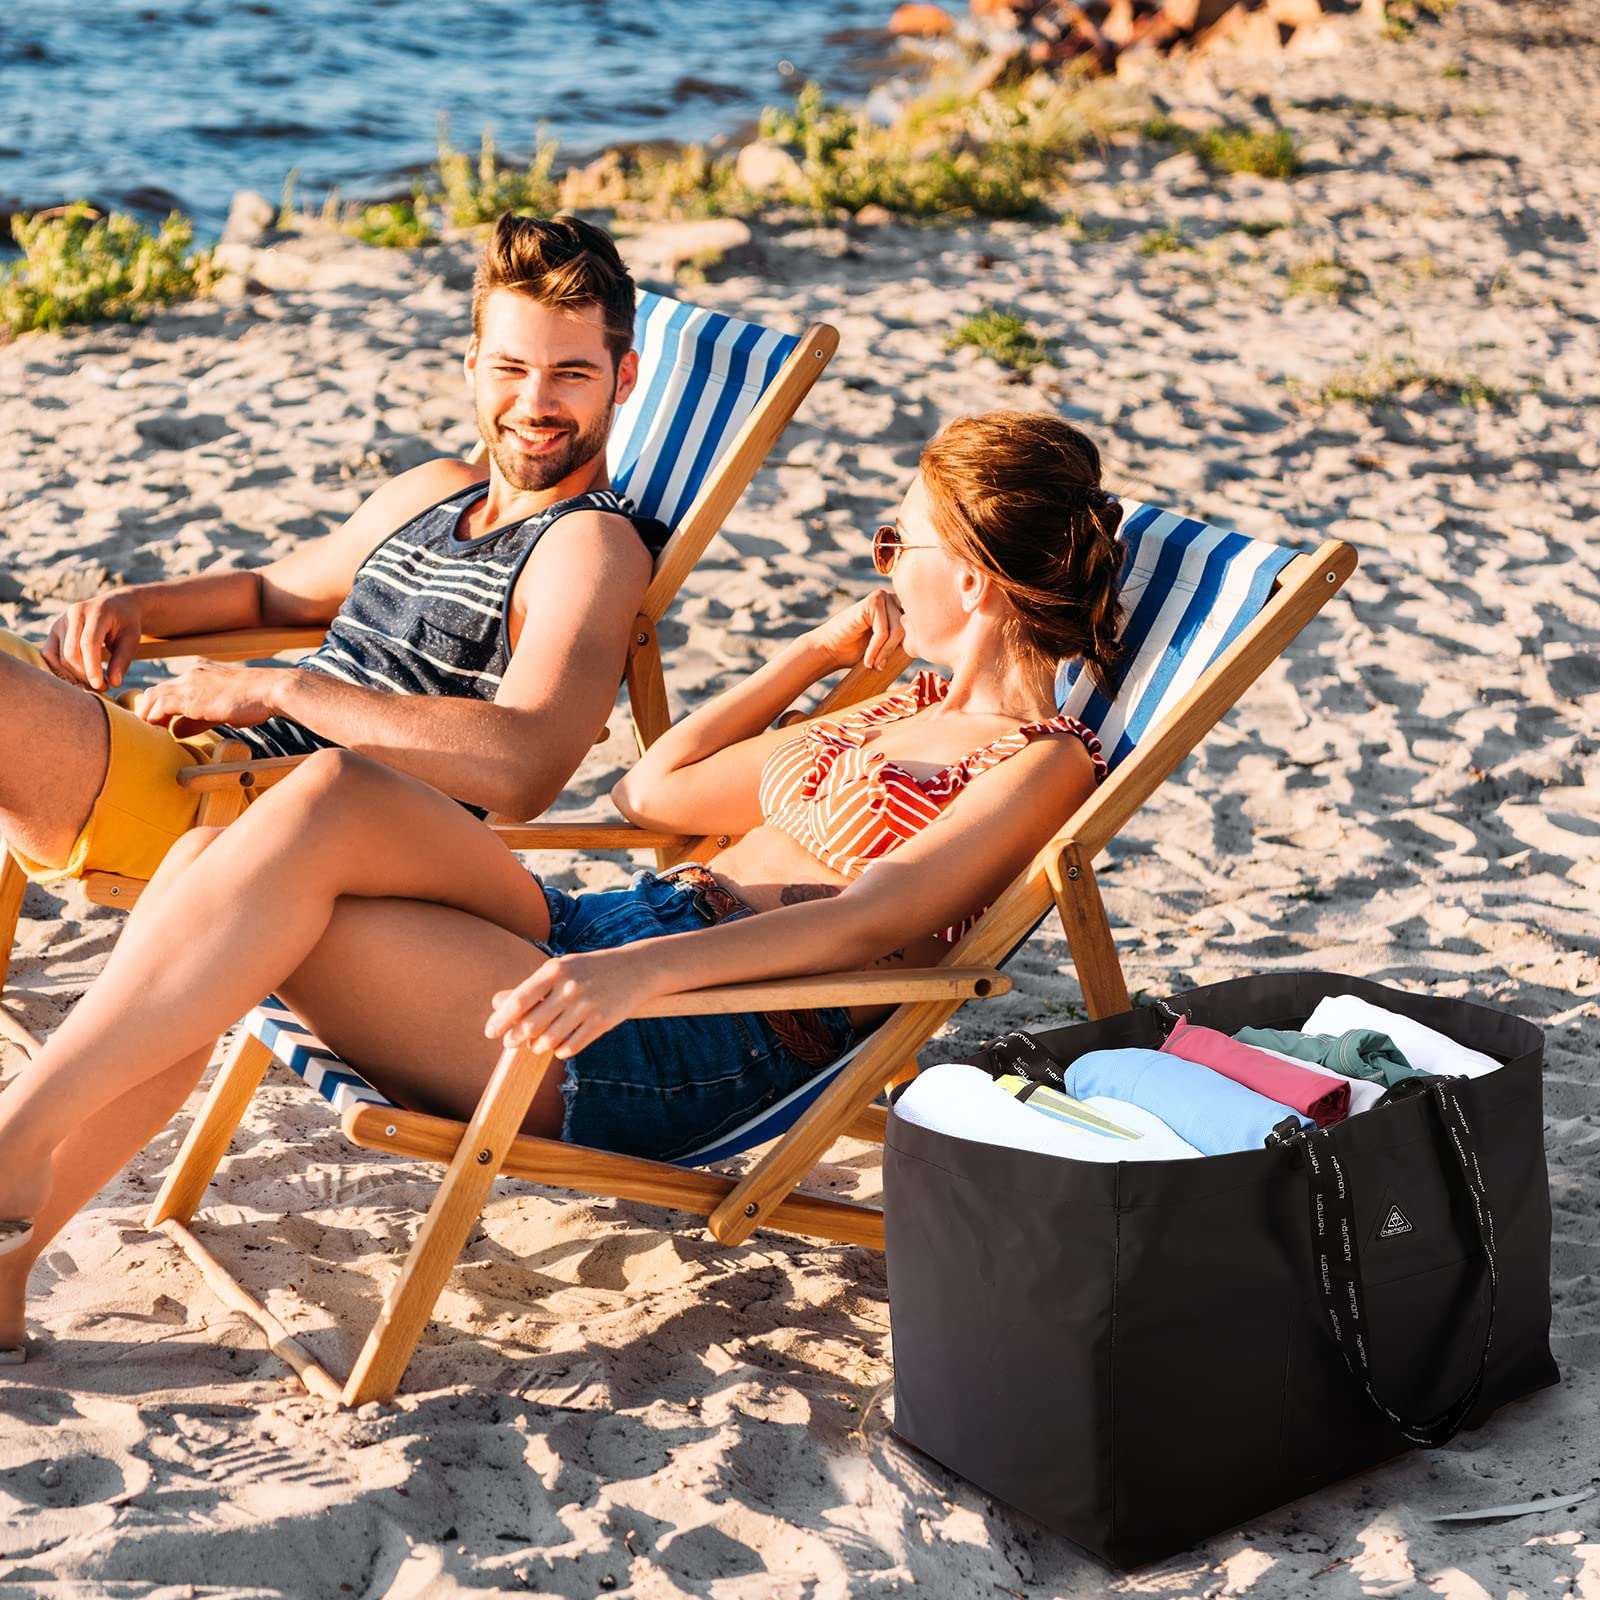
135, 662, 291, 736
42, 592, 145, 692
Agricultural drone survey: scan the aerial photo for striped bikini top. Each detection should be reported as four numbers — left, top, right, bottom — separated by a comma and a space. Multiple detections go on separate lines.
225, 482, 668, 760
758, 670, 1108, 942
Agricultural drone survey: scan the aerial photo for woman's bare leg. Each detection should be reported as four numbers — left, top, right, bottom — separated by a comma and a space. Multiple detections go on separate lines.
0, 749, 551, 1229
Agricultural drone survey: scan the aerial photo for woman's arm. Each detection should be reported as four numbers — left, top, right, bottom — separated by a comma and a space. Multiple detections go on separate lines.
492, 730, 1098, 1058
611, 592, 905, 833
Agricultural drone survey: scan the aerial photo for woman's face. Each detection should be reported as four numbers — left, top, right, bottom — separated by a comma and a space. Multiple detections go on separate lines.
889, 475, 970, 664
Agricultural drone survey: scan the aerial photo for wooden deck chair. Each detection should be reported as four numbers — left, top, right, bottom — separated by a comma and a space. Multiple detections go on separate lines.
0, 292, 839, 1055
142, 503, 1355, 1406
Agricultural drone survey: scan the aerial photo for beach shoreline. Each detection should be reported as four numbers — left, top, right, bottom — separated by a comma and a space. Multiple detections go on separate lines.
1, 0, 1597, 1594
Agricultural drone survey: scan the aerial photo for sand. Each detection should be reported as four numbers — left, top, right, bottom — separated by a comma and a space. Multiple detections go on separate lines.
1, 0, 1597, 1593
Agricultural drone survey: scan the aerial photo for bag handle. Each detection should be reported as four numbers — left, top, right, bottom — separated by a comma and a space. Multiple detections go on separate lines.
1298, 1077, 1498, 1448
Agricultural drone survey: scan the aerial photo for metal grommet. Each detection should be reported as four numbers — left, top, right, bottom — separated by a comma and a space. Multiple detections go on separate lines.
1325, 571, 1336, 583
384, 1124, 397, 1138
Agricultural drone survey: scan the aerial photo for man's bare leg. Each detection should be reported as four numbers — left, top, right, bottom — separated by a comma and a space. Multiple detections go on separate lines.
0, 749, 550, 1222
0, 649, 111, 868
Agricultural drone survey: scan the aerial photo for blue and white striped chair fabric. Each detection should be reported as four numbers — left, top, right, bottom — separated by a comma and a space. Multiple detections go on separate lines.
606, 291, 800, 534
247, 994, 849, 1168
1056, 500, 1297, 772
245, 502, 1300, 1169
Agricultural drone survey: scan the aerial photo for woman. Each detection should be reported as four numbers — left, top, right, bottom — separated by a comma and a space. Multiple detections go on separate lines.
0, 411, 1124, 1361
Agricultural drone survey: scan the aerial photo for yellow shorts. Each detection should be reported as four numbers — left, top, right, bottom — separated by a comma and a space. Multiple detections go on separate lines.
1, 629, 224, 885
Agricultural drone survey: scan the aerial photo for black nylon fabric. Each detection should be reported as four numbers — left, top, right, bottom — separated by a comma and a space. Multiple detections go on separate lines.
883, 971, 1559, 1569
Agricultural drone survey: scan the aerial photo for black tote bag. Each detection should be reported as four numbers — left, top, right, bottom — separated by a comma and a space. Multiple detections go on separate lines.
883, 972, 1559, 1570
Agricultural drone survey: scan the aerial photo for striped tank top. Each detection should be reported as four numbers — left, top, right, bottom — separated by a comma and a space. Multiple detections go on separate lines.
758, 670, 1107, 942
223, 483, 668, 760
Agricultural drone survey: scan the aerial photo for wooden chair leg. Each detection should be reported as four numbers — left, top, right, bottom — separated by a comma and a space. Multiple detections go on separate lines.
145, 1031, 274, 1229
1047, 841, 1132, 1020
0, 850, 42, 1056
340, 1043, 559, 1407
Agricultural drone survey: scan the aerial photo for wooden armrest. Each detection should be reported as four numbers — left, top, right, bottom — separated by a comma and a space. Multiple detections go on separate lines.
134, 628, 328, 662
177, 754, 310, 792
491, 821, 691, 851
632, 966, 1008, 1017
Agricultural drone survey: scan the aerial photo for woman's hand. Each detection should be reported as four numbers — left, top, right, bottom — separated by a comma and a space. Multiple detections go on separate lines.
485, 947, 658, 1060
806, 591, 906, 672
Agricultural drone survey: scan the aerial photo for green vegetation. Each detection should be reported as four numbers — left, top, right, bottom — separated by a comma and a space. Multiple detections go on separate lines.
947, 309, 1049, 375
1286, 253, 1365, 299
1440, 62, 1467, 79
1312, 354, 1509, 410
1143, 115, 1302, 179
435, 120, 559, 228
1059, 210, 1116, 242
1381, 0, 1458, 39
1137, 222, 1190, 256
1, 203, 215, 336
754, 76, 1124, 221
1236, 218, 1288, 237
345, 197, 437, 249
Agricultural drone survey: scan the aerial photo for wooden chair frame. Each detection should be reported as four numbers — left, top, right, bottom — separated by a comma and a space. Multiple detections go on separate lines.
0, 322, 839, 1056
143, 538, 1355, 1405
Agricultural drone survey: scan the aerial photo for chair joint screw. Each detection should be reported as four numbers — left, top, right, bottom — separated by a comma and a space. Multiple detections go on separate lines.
635, 632, 647, 646
1066, 864, 1081, 881
744, 1203, 758, 1217
1325, 571, 1336, 583
384, 1124, 397, 1138
476, 1148, 492, 1165
241, 773, 255, 788
716, 835, 730, 848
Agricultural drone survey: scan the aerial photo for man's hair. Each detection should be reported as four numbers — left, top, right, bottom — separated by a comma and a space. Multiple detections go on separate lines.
470, 214, 635, 367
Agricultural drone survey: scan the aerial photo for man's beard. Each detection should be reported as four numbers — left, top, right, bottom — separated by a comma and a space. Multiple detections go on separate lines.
481, 401, 613, 491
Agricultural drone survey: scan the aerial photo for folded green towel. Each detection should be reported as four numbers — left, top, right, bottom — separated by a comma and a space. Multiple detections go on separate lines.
1233, 1026, 1426, 1088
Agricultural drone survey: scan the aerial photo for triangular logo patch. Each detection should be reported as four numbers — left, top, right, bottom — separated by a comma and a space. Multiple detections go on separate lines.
1378, 1204, 1413, 1239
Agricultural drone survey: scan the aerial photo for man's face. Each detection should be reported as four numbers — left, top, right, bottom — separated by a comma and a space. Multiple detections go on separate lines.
465, 291, 637, 491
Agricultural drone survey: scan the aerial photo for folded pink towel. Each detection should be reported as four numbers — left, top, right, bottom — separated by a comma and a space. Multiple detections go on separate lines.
1160, 1017, 1350, 1128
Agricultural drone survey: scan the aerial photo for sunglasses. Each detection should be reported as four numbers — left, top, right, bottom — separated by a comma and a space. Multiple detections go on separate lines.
872, 521, 942, 578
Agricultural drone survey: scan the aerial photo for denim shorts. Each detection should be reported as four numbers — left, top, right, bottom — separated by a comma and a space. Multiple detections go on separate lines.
536, 868, 855, 1163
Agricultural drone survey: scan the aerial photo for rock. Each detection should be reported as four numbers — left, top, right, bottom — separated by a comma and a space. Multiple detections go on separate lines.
853, 203, 897, 227
734, 140, 805, 196
1192, 5, 1284, 54
621, 218, 758, 285
220, 190, 277, 246
890, 2, 956, 34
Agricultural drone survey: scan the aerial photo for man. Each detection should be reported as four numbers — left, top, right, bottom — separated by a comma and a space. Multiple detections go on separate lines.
0, 213, 666, 894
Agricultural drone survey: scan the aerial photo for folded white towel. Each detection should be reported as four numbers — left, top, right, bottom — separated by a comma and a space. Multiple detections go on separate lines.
1254, 1044, 1386, 1115
1302, 994, 1502, 1079
895, 1063, 1203, 1162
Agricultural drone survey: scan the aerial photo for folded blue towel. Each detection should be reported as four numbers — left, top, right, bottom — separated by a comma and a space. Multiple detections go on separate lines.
1062, 1047, 1311, 1156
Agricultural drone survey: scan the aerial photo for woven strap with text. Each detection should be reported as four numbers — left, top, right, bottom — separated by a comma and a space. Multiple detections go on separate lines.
1300, 1077, 1498, 1448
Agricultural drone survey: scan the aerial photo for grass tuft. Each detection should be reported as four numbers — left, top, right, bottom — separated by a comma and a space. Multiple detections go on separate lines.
1286, 253, 1365, 299
1143, 116, 1302, 179
435, 119, 560, 228
1137, 222, 1190, 256
1313, 354, 1510, 410
1, 204, 215, 335
947, 309, 1049, 375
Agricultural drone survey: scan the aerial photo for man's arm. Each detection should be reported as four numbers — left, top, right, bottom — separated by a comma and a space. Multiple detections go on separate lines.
137, 510, 654, 819
40, 458, 483, 691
